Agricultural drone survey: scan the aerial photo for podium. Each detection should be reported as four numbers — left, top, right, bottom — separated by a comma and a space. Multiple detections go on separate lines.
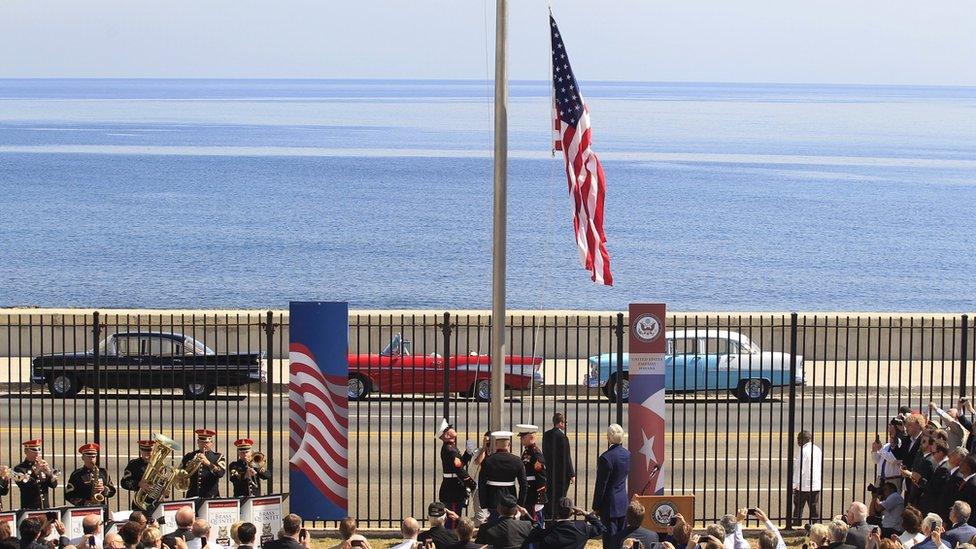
199, 499, 241, 547
152, 499, 197, 536
633, 495, 695, 533
64, 506, 105, 540
241, 494, 285, 548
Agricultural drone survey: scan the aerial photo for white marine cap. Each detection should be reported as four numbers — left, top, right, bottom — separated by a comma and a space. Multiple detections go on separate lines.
436, 418, 452, 439
490, 430, 514, 439
514, 424, 539, 436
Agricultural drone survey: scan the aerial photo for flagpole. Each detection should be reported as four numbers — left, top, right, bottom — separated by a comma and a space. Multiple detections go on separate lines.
489, 0, 508, 432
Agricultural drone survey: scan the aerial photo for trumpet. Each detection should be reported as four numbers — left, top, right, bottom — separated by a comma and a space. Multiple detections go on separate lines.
0, 466, 29, 482
249, 452, 266, 472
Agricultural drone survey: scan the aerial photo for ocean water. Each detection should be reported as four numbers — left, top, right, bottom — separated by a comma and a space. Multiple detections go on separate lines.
0, 79, 974, 311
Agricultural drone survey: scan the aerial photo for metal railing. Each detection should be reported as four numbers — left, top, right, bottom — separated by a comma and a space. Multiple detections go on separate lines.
0, 310, 972, 528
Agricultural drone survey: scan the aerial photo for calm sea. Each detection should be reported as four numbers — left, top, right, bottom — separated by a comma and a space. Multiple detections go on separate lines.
0, 79, 974, 311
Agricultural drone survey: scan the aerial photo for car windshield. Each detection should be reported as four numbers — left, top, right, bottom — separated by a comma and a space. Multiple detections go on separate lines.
381, 334, 412, 356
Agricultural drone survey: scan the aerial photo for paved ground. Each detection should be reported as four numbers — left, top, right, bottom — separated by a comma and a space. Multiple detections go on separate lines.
0, 387, 963, 527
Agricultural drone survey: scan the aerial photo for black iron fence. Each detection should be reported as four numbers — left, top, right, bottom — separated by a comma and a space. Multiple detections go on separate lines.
0, 310, 973, 528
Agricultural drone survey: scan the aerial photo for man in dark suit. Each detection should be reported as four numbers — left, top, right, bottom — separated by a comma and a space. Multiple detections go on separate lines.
904, 434, 937, 508
958, 455, 976, 526
262, 514, 308, 549
161, 507, 196, 549
826, 519, 858, 549
919, 441, 951, 516
891, 415, 924, 475
592, 424, 629, 549
616, 500, 660, 549
17, 519, 47, 549
236, 523, 257, 549
943, 448, 969, 520
524, 497, 604, 549
543, 413, 575, 520
843, 501, 872, 549
474, 494, 535, 549
943, 501, 976, 549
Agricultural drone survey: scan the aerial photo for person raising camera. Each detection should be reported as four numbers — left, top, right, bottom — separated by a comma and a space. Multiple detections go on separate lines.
868, 482, 905, 538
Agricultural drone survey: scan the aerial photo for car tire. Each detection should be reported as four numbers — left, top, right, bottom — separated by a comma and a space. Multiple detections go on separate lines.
48, 373, 81, 397
347, 375, 370, 401
183, 382, 216, 399
472, 379, 491, 402
732, 378, 770, 403
604, 373, 629, 403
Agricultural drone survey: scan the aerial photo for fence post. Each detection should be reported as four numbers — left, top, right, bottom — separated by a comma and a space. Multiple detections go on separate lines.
785, 312, 799, 529
92, 311, 101, 445
962, 315, 970, 399
265, 311, 275, 492
442, 312, 452, 420
615, 312, 625, 425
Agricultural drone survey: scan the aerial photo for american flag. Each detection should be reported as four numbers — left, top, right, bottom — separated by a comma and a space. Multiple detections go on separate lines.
289, 342, 349, 511
551, 14, 613, 286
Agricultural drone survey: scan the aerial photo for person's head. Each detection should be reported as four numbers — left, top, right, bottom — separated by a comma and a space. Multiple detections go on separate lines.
962, 455, 976, 476
337, 517, 357, 540
23, 439, 42, 462
846, 501, 868, 525
758, 530, 777, 549
427, 502, 446, 528
493, 435, 511, 452
19, 519, 41, 543
951, 448, 969, 467
81, 445, 99, 467
625, 501, 645, 528
881, 482, 898, 498
399, 518, 420, 540
497, 494, 519, 518
234, 438, 254, 462
951, 501, 972, 525
104, 534, 124, 549
556, 497, 576, 520
195, 429, 215, 452
798, 430, 812, 446
138, 440, 154, 462
719, 514, 738, 537
229, 522, 243, 545
82, 514, 103, 535
607, 424, 624, 445
921, 513, 943, 536
671, 518, 692, 546
902, 506, 923, 535
906, 414, 925, 437
828, 520, 849, 543
175, 507, 195, 529
553, 412, 566, 430
933, 440, 950, 460
808, 523, 829, 546
129, 511, 147, 529
120, 521, 143, 548
141, 527, 162, 549
519, 432, 537, 447
705, 524, 726, 540
237, 523, 256, 546
191, 519, 210, 540
455, 517, 475, 543
281, 514, 302, 538
439, 426, 457, 446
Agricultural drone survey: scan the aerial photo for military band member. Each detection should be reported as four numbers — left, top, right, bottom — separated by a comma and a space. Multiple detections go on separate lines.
121, 440, 156, 492
478, 430, 527, 522
229, 438, 270, 498
516, 424, 547, 526
13, 439, 59, 509
65, 443, 117, 506
436, 419, 476, 529
181, 429, 226, 498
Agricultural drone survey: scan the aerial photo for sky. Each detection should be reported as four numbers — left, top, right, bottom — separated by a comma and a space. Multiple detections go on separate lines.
1, 0, 975, 86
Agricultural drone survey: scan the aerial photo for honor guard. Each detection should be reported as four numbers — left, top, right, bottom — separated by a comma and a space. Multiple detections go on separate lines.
13, 439, 60, 509
181, 429, 226, 498
516, 424, 547, 526
436, 419, 476, 529
477, 431, 527, 522
121, 440, 156, 492
229, 438, 270, 498
65, 443, 117, 506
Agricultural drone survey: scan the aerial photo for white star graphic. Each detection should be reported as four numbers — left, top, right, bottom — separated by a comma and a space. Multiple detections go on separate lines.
638, 431, 658, 471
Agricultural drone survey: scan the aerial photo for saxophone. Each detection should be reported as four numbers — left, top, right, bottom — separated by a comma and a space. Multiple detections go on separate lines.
133, 434, 190, 512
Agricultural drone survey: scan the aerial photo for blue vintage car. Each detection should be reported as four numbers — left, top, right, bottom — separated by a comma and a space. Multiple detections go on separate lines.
584, 330, 804, 402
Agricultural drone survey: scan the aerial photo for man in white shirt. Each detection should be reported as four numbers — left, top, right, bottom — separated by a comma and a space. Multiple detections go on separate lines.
874, 425, 906, 491
390, 517, 420, 549
793, 430, 823, 525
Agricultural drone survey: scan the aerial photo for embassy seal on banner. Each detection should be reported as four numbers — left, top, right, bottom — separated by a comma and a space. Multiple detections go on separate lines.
627, 303, 667, 496
288, 301, 349, 520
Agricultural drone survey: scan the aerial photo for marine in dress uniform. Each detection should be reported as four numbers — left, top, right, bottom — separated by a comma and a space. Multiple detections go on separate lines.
229, 438, 270, 498
435, 419, 476, 529
516, 424, 547, 527
13, 439, 59, 509
478, 431, 527, 523
65, 443, 117, 506
120, 440, 156, 493
181, 429, 226, 498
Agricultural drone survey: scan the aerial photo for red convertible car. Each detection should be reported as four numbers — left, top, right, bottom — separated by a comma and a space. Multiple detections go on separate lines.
347, 334, 544, 401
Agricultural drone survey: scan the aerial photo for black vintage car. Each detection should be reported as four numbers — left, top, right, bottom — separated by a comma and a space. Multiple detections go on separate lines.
30, 331, 266, 398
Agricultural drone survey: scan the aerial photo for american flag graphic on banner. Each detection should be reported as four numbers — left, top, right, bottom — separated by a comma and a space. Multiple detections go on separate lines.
550, 14, 614, 286
288, 302, 349, 520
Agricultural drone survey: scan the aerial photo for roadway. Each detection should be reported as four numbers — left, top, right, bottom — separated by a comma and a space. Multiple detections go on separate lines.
0, 386, 959, 526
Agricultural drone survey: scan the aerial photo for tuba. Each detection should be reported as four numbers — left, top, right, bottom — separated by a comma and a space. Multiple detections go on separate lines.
133, 434, 190, 512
